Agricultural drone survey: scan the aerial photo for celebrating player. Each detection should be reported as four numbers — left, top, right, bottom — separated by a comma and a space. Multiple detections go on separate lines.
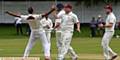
5, 7, 55, 60
55, 4, 80, 60
54, 3, 79, 60
54, 3, 64, 54
100, 4, 118, 60
40, 16, 53, 50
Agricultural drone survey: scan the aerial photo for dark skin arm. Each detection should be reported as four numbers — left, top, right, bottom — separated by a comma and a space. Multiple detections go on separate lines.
5, 11, 21, 17
54, 22, 60, 29
42, 6, 56, 18
5, 6, 56, 18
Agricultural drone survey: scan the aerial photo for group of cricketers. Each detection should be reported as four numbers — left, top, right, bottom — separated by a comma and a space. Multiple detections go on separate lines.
5, 3, 118, 60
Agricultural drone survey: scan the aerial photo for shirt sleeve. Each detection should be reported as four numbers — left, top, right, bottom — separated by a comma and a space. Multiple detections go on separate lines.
20, 15, 28, 20
73, 14, 79, 23
57, 10, 65, 18
109, 17, 115, 23
36, 14, 42, 19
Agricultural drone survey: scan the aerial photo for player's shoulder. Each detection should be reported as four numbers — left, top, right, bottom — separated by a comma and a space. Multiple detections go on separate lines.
59, 10, 65, 13
70, 12, 78, 17
109, 13, 116, 19
57, 10, 65, 15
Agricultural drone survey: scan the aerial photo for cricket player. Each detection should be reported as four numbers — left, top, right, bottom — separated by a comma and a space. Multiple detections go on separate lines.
40, 16, 53, 49
100, 4, 118, 60
55, 4, 80, 60
6, 7, 55, 60
14, 17, 23, 35
54, 3, 79, 60
54, 3, 64, 52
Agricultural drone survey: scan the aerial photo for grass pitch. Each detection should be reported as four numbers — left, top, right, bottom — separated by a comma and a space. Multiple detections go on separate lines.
0, 25, 120, 60
0, 37, 119, 60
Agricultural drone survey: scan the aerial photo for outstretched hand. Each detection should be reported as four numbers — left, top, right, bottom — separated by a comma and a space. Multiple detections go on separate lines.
5, 11, 9, 14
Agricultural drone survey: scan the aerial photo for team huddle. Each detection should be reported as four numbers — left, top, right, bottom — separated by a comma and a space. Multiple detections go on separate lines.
5, 3, 117, 60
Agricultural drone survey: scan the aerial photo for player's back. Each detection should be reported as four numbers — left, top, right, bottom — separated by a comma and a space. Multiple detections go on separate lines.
21, 14, 42, 30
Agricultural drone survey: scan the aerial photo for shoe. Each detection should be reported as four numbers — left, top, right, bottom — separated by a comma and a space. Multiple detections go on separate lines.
45, 56, 51, 60
22, 57, 27, 60
72, 56, 78, 60
110, 55, 118, 60
45, 58, 51, 60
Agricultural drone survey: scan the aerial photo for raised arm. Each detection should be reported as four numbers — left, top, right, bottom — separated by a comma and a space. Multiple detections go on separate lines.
5, 11, 21, 17
42, 6, 56, 18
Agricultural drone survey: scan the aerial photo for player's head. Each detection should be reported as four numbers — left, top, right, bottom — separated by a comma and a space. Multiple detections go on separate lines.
104, 4, 113, 14
28, 7, 34, 14
98, 15, 102, 19
56, 3, 64, 12
92, 17, 95, 21
64, 4, 72, 14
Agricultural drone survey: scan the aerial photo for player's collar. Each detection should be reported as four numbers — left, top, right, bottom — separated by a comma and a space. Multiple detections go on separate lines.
65, 11, 73, 15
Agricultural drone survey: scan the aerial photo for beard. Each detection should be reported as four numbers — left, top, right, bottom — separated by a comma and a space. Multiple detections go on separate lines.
106, 11, 110, 15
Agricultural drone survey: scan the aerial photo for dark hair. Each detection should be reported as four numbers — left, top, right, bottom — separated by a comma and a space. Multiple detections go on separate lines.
56, 3, 64, 11
28, 7, 33, 14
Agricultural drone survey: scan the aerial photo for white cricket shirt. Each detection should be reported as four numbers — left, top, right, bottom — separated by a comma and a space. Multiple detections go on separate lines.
59, 12, 79, 32
55, 10, 65, 32
20, 14, 45, 32
15, 17, 22, 24
105, 12, 116, 32
40, 17, 53, 32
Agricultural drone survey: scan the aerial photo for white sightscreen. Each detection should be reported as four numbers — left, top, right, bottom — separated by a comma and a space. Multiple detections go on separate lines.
0, 1, 120, 23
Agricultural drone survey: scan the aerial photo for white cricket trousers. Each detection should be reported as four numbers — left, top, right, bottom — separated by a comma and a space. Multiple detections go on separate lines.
23, 30, 50, 58
57, 31, 77, 60
101, 31, 117, 60
45, 31, 51, 49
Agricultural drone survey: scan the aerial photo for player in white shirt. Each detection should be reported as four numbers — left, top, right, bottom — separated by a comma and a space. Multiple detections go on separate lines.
14, 17, 23, 35
6, 7, 55, 60
40, 17, 53, 49
54, 3, 64, 54
99, 5, 118, 60
55, 4, 80, 60
54, 3, 79, 60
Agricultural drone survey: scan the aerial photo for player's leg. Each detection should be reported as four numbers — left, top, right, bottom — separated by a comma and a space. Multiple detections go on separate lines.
68, 46, 78, 60
16, 24, 19, 35
56, 31, 62, 48
58, 31, 73, 60
56, 31, 62, 53
46, 31, 51, 48
107, 32, 118, 60
101, 32, 111, 60
23, 31, 37, 59
19, 24, 23, 35
67, 32, 78, 60
39, 31, 51, 60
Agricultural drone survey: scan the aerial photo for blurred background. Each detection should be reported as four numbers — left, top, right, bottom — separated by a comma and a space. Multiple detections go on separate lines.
0, 0, 120, 37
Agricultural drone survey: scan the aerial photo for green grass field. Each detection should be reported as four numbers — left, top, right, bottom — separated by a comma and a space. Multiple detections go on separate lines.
0, 25, 120, 60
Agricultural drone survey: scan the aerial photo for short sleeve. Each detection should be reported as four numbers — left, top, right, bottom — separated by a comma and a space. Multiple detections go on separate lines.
35, 14, 42, 19
20, 15, 28, 20
109, 17, 115, 23
73, 14, 79, 23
